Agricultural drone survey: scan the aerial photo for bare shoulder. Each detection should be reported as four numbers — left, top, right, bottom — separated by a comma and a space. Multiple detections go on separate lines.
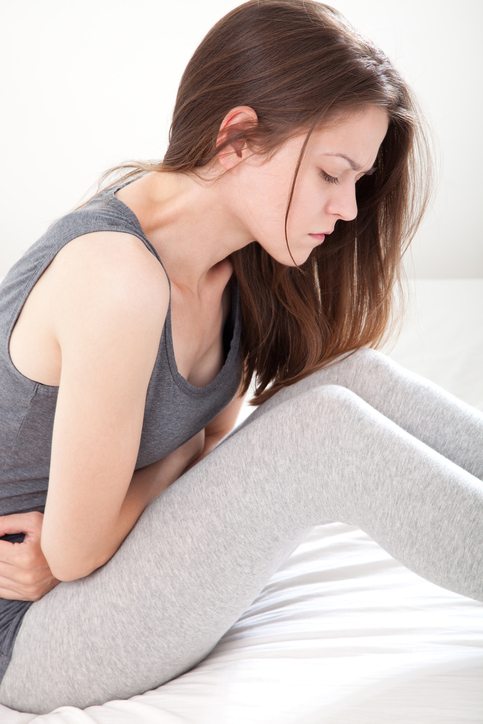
50, 230, 169, 286
48, 230, 168, 303
47, 231, 170, 337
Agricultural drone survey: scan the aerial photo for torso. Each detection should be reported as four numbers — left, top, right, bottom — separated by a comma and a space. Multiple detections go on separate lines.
8, 219, 234, 481
8, 177, 236, 489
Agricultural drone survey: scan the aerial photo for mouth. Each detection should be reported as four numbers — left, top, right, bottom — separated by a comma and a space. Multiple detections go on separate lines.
309, 233, 327, 242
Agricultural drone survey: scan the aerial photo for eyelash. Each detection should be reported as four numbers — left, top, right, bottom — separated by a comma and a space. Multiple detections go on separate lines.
320, 171, 339, 185
320, 170, 366, 186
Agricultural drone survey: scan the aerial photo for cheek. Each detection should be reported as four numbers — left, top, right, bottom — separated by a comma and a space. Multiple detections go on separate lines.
248, 176, 290, 233
231, 177, 278, 245
290, 178, 325, 221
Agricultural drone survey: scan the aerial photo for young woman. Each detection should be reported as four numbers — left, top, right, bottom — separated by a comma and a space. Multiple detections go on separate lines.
0, 0, 481, 714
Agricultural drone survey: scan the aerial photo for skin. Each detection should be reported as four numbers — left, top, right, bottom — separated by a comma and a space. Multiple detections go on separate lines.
127, 103, 389, 297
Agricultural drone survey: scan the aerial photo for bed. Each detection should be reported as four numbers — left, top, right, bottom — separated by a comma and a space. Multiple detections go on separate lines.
2, 277, 482, 723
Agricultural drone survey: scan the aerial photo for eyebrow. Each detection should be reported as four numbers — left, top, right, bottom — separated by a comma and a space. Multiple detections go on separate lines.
323, 153, 377, 175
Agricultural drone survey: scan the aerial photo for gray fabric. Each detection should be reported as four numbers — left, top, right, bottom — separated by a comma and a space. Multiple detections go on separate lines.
0, 346, 481, 714
0, 175, 243, 682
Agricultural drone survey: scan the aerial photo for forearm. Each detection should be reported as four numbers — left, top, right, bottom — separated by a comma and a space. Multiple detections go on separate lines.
92, 432, 223, 575
56, 459, 165, 581
95, 461, 162, 569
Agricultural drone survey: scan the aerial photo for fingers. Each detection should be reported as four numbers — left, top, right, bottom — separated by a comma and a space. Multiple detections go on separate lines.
0, 539, 26, 566
0, 511, 43, 537
0, 513, 59, 601
0, 564, 60, 601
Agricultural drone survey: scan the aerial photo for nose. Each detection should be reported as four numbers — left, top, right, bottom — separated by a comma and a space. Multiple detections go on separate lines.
325, 183, 358, 223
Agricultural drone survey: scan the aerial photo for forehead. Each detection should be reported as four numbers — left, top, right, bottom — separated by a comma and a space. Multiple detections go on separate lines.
308, 107, 390, 162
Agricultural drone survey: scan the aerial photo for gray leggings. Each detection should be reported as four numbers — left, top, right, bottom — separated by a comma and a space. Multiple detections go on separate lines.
0, 347, 482, 715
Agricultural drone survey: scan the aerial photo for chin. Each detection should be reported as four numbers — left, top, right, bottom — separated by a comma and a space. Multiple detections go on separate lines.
261, 241, 307, 267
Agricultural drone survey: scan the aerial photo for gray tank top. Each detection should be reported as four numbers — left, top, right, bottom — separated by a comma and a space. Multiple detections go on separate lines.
0, 174, 243, 681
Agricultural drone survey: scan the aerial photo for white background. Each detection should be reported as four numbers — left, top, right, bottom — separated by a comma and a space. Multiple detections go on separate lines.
1, 0, 482, 279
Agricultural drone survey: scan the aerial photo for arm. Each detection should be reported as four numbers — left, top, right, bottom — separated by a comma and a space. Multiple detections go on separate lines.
88, 383, 250, 576
70, 456, 166, 580
0, 429, 205, 593
90, 429, 206, 576
40, 233, 170, 583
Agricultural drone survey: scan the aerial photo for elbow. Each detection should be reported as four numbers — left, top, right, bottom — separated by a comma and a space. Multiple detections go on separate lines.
51, 567, 90, 583
42, 545, 102, 583
50, 560, 101, 583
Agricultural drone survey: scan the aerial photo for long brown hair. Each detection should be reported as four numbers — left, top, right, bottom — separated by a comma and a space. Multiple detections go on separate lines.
73, 0, 435, 407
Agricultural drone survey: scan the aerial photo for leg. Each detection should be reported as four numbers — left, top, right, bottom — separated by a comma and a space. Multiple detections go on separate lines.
239, 346, 483, 480
0, 382, 481, 714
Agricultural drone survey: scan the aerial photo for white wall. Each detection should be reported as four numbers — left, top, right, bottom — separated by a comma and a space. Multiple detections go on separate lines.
1, 0, 481, 279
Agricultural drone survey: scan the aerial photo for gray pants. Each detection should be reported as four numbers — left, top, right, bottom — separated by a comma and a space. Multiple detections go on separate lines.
0, 347, 482, 715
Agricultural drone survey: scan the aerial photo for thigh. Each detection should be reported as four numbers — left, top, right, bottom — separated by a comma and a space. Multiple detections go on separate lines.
233, 346, 483, 480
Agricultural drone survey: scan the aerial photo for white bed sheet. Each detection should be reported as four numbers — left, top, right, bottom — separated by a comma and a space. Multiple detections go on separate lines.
2, 278, 482, 724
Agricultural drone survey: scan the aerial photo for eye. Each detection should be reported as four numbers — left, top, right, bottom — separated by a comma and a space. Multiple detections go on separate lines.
319, 170, 339, 185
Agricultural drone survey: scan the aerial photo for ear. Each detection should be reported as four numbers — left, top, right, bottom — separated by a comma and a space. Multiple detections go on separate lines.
215, 106, 258, 169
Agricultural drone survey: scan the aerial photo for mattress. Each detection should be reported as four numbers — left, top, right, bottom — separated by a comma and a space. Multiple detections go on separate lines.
1, 277, 482, 723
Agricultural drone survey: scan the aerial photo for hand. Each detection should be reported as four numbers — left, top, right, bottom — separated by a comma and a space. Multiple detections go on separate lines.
0, 511, 61, 601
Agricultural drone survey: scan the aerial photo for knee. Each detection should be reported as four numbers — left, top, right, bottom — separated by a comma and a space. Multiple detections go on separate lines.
341, 346, 393, 381
312, 382, 359, 404
227, 383, 370, 451
292, 383, 363, 419
347, 345, 387, 367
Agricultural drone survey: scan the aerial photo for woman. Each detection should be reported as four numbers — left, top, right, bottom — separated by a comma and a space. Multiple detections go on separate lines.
0, 0, 481, 714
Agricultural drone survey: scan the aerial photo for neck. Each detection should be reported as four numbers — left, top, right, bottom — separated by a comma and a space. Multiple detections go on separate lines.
129, 170, 249, 296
